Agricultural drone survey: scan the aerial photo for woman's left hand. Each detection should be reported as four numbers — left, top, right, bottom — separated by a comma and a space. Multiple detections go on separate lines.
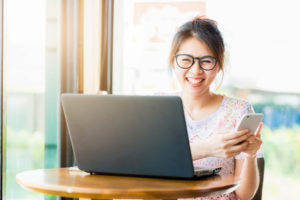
243, 122, 263, 157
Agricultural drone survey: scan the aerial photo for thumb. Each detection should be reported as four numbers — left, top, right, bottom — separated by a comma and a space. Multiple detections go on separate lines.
255, 122, 263, 137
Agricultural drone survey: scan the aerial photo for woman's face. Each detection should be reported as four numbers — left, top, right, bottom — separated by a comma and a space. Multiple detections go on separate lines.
173, 37, 219, 97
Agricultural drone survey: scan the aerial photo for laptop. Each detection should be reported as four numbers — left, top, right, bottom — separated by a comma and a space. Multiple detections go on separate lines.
61, 94, 221, 179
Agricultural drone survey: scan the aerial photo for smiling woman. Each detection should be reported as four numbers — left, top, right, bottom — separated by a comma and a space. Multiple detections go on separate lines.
166, 16, 263, 200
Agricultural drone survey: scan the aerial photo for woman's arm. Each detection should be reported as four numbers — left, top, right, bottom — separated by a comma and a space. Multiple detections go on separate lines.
234, 122, 263, 200
190, 129, 252, 160
190, 140, 210, 160
235, 157, 259, 200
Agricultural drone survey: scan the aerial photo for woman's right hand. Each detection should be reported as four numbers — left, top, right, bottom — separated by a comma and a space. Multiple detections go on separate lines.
205, 129, 252, 158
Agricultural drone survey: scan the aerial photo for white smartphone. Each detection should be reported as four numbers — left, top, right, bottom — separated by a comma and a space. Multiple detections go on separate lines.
235, 113, 264, 134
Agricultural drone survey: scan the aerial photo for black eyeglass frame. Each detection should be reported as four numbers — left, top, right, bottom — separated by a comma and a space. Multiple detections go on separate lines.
174, 54, 218, 71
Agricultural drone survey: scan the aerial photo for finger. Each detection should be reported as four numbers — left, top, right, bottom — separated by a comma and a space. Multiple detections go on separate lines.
221, 149, 242, 158
224, 142, 249, 158
255, 122, 263, 137
223, 129, 250, 141
227, 132, 252, 146
251, 136, 263, 144
254, 137, 263, 146
244, 138, 262, 151
225, 151, 241, 158
228, 141, 249, 153
246, 135, 256, 143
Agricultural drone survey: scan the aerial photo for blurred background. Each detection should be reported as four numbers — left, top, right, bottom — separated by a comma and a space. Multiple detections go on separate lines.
2, 0, 300, 199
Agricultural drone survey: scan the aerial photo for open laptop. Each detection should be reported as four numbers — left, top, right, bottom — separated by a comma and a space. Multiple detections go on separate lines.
61, 94, 221, 179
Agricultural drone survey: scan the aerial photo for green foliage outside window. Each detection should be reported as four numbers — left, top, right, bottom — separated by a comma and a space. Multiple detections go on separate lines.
261, 126, 300, 199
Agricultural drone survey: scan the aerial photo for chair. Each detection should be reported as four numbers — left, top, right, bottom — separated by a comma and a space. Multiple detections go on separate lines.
252, 157, 265, 200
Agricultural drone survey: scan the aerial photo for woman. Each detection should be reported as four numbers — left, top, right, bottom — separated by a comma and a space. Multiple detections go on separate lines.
169, 16, 263, 200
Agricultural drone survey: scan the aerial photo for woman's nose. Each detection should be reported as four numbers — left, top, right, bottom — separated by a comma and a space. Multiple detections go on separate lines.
189, 60, 204, 74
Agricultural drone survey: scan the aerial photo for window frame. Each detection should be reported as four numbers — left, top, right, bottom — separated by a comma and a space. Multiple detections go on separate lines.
0, 0, 4, 198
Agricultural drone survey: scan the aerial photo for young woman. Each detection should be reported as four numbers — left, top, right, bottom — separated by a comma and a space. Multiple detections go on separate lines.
169, 17, 263, 200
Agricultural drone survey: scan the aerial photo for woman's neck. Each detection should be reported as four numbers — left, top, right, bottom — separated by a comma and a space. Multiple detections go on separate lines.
181, 90, 222, 120
181, 91, 215, 110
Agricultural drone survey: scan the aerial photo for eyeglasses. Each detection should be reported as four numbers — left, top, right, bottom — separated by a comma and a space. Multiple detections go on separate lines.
174, 54, 217, 71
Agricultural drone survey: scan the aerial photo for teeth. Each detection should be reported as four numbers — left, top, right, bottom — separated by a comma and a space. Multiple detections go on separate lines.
187, 78, 203, 84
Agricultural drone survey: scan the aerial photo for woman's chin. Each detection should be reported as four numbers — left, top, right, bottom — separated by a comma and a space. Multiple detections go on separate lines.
184, 87, 207, 97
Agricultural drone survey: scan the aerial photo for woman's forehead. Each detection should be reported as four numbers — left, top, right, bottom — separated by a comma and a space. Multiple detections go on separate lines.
177, 37, 214, 56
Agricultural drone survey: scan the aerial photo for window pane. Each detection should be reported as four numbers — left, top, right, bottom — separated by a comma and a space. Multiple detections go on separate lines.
3, 0, 59, 199
207, 1, 300, 198
113, 0, 205, 95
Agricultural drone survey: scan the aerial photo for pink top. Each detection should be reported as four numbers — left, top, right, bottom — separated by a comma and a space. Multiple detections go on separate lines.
181, 95, 263, 200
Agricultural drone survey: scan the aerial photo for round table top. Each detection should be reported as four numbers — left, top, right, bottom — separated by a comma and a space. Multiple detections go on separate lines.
16, 167, 240, 199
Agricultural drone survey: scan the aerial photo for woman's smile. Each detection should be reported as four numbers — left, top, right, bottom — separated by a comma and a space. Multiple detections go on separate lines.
186, 77, 205, 87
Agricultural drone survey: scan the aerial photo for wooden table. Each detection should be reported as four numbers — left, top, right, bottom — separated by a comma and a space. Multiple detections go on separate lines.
16, 167, 240, 199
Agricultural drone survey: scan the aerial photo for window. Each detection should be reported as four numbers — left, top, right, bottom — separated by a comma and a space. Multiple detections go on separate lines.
1, 0, 108, 199
3, 0, 59, 199
113, 0, 206, 95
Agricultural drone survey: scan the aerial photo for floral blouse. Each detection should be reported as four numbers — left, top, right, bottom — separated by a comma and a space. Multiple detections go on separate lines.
180, 95, 263, 200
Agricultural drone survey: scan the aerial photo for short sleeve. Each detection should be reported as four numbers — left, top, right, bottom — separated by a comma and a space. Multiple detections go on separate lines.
235, 102, 264, 160
240, 101, 254, 117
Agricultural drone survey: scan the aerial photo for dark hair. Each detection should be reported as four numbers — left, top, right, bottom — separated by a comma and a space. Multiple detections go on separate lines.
169, 16, 225, 75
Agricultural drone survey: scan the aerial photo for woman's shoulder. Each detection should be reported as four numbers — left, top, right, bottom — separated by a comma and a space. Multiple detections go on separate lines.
223, 95, 252, 107
222, 95, 254, 114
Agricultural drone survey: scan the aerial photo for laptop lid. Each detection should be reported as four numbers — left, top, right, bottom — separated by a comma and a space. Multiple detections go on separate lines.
61, 94, 195, 178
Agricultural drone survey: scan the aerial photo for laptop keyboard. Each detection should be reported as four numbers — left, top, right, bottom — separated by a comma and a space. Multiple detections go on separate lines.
194, 166, 222, 177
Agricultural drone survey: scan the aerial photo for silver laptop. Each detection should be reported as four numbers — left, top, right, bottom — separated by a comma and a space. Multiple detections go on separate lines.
61, 94, 221, 179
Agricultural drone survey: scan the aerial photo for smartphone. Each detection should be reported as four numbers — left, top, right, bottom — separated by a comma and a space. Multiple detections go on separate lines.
235, 113, 264, 134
